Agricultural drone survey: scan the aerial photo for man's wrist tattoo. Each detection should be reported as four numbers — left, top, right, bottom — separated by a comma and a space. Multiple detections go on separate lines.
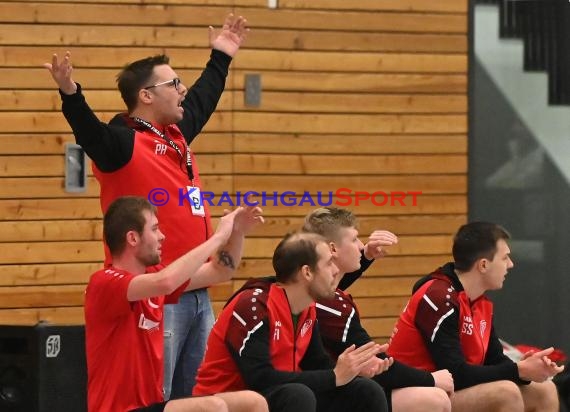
217, 250, 236, 269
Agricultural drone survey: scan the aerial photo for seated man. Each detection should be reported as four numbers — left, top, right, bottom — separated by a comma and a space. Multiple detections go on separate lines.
302, 207, 453, 412
193, 232, 391, 412
84, 196, 268, 412
387, 221, 563, 412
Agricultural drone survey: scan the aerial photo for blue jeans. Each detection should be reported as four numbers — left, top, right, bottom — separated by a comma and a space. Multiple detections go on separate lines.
163, 288, 214, 400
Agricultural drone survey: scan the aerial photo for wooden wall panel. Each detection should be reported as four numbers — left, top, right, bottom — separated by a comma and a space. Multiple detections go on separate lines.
0, 0, 468, 345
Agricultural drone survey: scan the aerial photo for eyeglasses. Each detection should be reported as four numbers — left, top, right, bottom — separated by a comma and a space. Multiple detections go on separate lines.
144, 78, 182, 91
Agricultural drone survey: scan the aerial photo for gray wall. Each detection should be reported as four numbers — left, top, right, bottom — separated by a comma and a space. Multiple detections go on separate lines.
471, 59, 570, 355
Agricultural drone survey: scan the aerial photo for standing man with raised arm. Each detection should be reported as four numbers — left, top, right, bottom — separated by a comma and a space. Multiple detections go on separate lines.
388, 221, 563, 411
302, 207, 453, 412
85, 197, 266, 412
44, 14, 248, 400
193, 232, 391, 412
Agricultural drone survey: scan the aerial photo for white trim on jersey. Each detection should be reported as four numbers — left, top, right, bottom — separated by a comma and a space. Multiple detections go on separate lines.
232, 311, 247, 326
316, 303, 342, 316
342, 308, 356, 343
423, 295, 439, 311
430, 308, 455, 342
239, 320, 264, 356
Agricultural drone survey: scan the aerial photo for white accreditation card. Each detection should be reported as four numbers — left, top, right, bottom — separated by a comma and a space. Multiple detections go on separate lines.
187, 186, 205, 216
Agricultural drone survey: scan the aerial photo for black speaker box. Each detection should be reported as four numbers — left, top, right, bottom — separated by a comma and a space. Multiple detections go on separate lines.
0, 323, 87, 412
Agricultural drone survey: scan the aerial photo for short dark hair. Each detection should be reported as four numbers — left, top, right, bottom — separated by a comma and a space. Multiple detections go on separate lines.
302, 207, 357, 242
453, 222, 511, 272
272, 232, 328, 284
116, 55, 170, 112
103, 196, 157, 255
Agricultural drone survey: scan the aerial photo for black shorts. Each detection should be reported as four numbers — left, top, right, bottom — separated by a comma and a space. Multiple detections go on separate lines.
129, 401, 168, 412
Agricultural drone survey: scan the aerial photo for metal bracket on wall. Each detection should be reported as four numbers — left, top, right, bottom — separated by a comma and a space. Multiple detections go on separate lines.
244, 73, 262, 107
64, 143, 87, 193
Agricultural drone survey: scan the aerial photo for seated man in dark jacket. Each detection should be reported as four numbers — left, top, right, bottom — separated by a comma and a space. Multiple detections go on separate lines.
302, 207, 453, 412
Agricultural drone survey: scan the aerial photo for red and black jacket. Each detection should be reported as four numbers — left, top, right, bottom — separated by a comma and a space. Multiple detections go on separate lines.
387, 262, 527, 390
193, 278, 336, 395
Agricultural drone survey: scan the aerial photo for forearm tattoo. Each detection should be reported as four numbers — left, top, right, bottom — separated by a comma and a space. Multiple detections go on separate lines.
217, 250, 236, 270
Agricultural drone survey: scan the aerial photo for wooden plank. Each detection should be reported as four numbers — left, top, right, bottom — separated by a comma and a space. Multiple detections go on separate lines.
0, 285, 86, 308
0, 67, 207, 88
0, 241, 104, 264
233, 175, 467, 194
244, 215, 466, 237
0, 25, 211, 48
0, 90, 466, 114
239, 8, 466, 33
0, 174, 231, 198
0, 235, 451, 264
0, 112, 231, 133
0, 133, 466, 156
0, 90, 232, 112
278, 0, 467, 13
0, 306, 85, 326
0, 220, 102, 242
0, 30, 467, 68
0, 154, 231, 177
0, 4, 230, 26
0, 177, 97, 198
236, 72, 467, 93
1, 47, 214, 70
200, 194, 467, 216
353, 296, 409, 317
0, 112, 467, 141
234, 92, 467, 114
0, 27, 467, 56
234, 154, 467, 175
0, 154, 70, 177
234, 134, 467, 154
1, 0, 466, 13
236, 50, 467, 73
0, 68, 466, 94
243, 31, 466, 54
233, 113, 466, 134
0, 133, 233, 155
361, 317, 398, 340
347, 276, 419, 297
0, 195, 466, 221
0, 198, 102, 220
0, 262, 99, 286
0, 3, 467, 33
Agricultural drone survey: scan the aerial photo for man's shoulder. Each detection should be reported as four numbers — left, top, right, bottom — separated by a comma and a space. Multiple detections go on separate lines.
87, 267, 134, 293
316, 290, 356, 317
414, 272, 459, 306
227, 279, 275, 324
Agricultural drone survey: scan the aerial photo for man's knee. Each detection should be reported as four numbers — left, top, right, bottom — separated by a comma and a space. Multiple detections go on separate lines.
264, 383, 316, 412
485, 380, 523, 408
236, 390, 268, 412
347, 377, 388, 411
392, 387, 450, 412
424, 388, 451, 412
453, 380, 524, 411
165, 395, 228, 412
215, 390, 269, 412
522, 380, 559, 411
